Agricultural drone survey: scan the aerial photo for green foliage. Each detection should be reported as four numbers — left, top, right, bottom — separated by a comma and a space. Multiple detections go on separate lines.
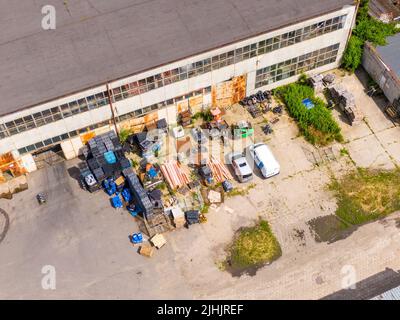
229, 220, 282, 269
274, 83, 343, 146
297, 73, 309, 85
192, 109, 213, 122
329, 169, 400, 225
342, 36, 363, 72
342, 0, 399, 72
130, 159, 139, 169
119, 128, 131, 144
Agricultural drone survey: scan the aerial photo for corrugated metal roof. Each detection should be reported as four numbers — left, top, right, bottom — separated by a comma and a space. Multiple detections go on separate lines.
0, 0, 354, 117
371, 285, 400, 300
376, 34, 400, 79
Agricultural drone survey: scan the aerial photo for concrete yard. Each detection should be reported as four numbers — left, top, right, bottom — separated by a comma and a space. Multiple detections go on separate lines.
1, 69, 400, 300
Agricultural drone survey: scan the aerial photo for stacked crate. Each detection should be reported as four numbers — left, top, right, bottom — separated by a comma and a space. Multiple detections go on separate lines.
330, 85, 363, 125
123, 168, 154, 218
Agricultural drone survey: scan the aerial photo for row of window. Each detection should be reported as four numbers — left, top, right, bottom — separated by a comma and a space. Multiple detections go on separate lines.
0, 92, 109, 138
0, 14, 347, 140
17, 87, 213, 155
17, 120, 112, 155
117, 87, 212, 122
111, 15, 347, 98
255, 43, 340, 88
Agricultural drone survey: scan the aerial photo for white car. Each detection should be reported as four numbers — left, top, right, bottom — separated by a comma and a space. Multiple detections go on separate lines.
228, 152, 253, 183
248, 143, 280, 178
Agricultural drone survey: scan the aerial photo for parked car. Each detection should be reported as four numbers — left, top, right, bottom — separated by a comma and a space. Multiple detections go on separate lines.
228, 152, 253, 183
248, 143, 280, 178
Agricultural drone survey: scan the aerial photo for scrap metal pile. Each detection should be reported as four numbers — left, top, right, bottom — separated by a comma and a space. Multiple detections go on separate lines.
240, 90, 273, 118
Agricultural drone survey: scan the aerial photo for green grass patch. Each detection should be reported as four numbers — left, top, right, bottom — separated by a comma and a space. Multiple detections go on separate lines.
227, 220, 282, 270
340, 148, 349, 157
226, 183, 256, 198
329, 169, 400, 225
274, 81, 343, 146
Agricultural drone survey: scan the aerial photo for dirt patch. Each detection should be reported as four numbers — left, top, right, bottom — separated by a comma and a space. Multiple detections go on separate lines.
396, 219, 400, 229
0, 208, 10, 244
307, 215, 357, 244
292, 228, 306, 246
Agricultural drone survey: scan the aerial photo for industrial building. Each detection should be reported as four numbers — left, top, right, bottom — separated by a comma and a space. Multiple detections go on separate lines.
0, 0, 357, 176
363, 34, 400, 106
369, 0, 400, 23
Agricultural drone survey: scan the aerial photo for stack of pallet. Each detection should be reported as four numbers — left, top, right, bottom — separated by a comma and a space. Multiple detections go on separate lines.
329, 85, 363, 125
310, 74, 324, 93
207, 157, 233, 183
160, 161, 191, 189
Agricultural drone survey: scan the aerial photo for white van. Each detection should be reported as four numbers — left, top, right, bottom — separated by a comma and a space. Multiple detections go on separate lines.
248, 143, 280, 178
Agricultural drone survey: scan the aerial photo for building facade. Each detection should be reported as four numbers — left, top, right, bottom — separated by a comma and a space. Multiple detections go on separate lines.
0, 3, 357, 171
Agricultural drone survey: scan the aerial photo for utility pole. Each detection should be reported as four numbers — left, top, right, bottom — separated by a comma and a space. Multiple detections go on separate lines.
106, 83, 119, 136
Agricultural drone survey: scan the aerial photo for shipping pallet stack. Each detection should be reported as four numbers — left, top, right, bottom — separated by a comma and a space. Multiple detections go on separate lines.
310, 74, 324, 93
329, 85, 363, 125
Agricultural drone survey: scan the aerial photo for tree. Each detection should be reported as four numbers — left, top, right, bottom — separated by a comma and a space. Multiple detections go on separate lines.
341, 0, 399, 72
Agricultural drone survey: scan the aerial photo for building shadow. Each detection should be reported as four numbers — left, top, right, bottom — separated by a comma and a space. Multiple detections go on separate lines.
321, 267, 400, 300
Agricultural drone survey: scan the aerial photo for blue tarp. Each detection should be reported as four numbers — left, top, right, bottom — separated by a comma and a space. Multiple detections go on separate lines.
104, 151, 117, 164
302, 98, 315, 110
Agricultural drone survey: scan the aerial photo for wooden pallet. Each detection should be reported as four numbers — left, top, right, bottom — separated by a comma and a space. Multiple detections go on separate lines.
142, 212, 174, 237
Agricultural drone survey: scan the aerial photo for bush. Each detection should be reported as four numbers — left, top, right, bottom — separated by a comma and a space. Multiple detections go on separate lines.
342, 0, 399, 72
342, 36, 363, 72
274, 82, 343, 145
119, 128, 132, 144
192, 109, 213, 122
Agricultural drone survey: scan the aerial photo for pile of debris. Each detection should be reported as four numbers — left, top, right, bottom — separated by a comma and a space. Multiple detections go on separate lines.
329, 85, 364, 125
128, 129, 164, 160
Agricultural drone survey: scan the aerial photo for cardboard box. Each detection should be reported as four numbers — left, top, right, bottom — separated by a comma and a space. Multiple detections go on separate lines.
139, 245, 154, 258
150, 234, 167, 249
